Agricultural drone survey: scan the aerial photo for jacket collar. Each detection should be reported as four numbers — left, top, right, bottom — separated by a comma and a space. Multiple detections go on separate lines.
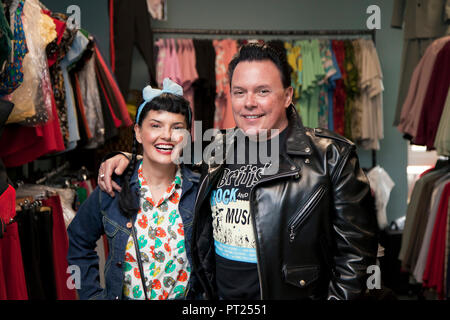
205, 104, 312, 174
284, 104, 313, 156
129, 161, 199, 193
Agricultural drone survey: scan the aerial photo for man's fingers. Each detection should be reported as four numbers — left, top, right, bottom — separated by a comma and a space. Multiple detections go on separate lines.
111, 181, 122, 193
103, 159, 114, 194
97, 163, 107, 191
98, 154, 130, 196
115, 157, 129, 175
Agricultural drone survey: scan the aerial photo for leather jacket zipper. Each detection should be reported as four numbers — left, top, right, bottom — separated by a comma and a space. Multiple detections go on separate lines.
249, 169, 300, 299
288, 185, 326, 243
191, 174, 214, 299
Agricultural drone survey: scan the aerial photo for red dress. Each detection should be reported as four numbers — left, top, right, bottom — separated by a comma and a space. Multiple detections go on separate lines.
0, 185, 28, 299
422, 183, 450, 299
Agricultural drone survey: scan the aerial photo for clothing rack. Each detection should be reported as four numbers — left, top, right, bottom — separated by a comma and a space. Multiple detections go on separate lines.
35, 162, 70, 185
153, 28, 377, 167
153, 28, 375, 38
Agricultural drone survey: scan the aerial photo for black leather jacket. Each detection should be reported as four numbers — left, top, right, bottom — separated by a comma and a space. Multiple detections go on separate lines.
190, 106, 379, 300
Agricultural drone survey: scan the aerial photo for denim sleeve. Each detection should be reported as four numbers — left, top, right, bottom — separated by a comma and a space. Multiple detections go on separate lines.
67, 187, 105, 300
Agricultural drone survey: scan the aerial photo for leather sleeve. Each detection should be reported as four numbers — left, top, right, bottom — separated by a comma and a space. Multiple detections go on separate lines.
327, 146, 379, 300
391, 0, 406, 29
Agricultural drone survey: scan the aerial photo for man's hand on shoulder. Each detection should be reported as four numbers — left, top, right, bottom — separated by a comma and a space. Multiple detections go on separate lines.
98, 153, 130, 197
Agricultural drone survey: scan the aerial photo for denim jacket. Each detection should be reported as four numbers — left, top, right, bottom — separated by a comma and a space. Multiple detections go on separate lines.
67, 163, 200, 300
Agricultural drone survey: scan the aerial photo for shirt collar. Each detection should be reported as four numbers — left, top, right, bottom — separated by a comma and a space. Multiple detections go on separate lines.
137, 162, 182, 207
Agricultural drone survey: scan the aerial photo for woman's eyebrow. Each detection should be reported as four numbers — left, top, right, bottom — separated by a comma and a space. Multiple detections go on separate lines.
148, 119, 185, 125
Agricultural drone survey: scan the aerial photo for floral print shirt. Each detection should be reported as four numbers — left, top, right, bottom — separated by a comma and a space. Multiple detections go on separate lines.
122, 162, 191, 300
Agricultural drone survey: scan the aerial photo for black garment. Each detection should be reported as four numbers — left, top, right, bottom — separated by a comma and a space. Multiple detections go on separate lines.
214, 128, 288, 300
97, 76, 118, 141
192, 40, 216, 134
0, 99, 13, 139
16, 206, 57, 300
0, 159, 8, 196
0, 99, 14, 195
215, 254, 260, 300
110, 0, 157, 100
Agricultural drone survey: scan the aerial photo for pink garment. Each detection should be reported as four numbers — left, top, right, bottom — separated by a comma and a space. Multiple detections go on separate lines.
178, 39, 191, 88
155, 39, 167, 88
161, 38, 182, 85
213, 39, 238, 129
397, 36, 450, 139
177, 39, 198, 138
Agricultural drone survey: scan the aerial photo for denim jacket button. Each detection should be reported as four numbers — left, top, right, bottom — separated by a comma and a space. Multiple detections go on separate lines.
126, 222, 132, 228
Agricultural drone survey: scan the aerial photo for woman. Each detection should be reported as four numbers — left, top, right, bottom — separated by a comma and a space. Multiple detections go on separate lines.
67, 78, 200, 300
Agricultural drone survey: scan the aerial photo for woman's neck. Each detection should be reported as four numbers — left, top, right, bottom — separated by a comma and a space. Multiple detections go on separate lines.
141, 158, 177, 187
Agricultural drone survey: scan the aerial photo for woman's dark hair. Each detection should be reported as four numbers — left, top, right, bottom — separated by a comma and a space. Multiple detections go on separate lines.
118, 92, 192, 219
227, 43, 292, 88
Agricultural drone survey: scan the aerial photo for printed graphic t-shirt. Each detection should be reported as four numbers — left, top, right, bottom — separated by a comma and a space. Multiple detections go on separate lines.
211, 128, 287, 299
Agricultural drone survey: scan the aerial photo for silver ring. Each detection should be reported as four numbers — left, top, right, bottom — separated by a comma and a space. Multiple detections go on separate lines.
100, 173, 105, 179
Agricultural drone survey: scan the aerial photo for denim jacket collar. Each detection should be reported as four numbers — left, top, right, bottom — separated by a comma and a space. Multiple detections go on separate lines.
128, 161, 199, 201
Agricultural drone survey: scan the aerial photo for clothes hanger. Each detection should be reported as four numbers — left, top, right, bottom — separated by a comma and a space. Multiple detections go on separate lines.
434, 156, 450, 171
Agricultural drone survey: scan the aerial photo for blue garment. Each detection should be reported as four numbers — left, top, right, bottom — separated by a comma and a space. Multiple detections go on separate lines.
67, 162, 200, 300
327, 42, 342, 131
60, 31, 89, 151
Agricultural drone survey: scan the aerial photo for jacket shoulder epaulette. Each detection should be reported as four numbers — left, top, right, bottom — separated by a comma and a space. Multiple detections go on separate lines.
311, 128, 355, 146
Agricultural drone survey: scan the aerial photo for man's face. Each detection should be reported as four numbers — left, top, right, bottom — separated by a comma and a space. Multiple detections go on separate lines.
230, 60, 293, 137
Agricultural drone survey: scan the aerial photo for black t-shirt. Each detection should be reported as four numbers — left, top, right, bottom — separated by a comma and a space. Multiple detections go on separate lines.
211, 128, 288, 299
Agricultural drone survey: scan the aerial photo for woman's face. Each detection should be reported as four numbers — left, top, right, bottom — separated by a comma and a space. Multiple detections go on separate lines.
135, 110, 188, 166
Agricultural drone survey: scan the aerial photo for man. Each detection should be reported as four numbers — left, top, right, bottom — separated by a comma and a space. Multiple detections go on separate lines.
99, 43, 378, 300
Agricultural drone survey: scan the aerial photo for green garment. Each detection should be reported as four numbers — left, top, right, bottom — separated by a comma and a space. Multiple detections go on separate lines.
343, 40, 359, 140
318, 40, 337, 129
76, 186, 88, 205
0, 3, 13, 70
296, 39, 325, 128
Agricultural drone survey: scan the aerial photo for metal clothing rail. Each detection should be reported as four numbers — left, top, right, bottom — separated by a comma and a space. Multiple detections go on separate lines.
153, 27, 377, 167
152, 27, 375, 38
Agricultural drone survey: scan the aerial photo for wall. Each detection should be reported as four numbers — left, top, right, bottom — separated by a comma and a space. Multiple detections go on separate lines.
42, 0, 407, 224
